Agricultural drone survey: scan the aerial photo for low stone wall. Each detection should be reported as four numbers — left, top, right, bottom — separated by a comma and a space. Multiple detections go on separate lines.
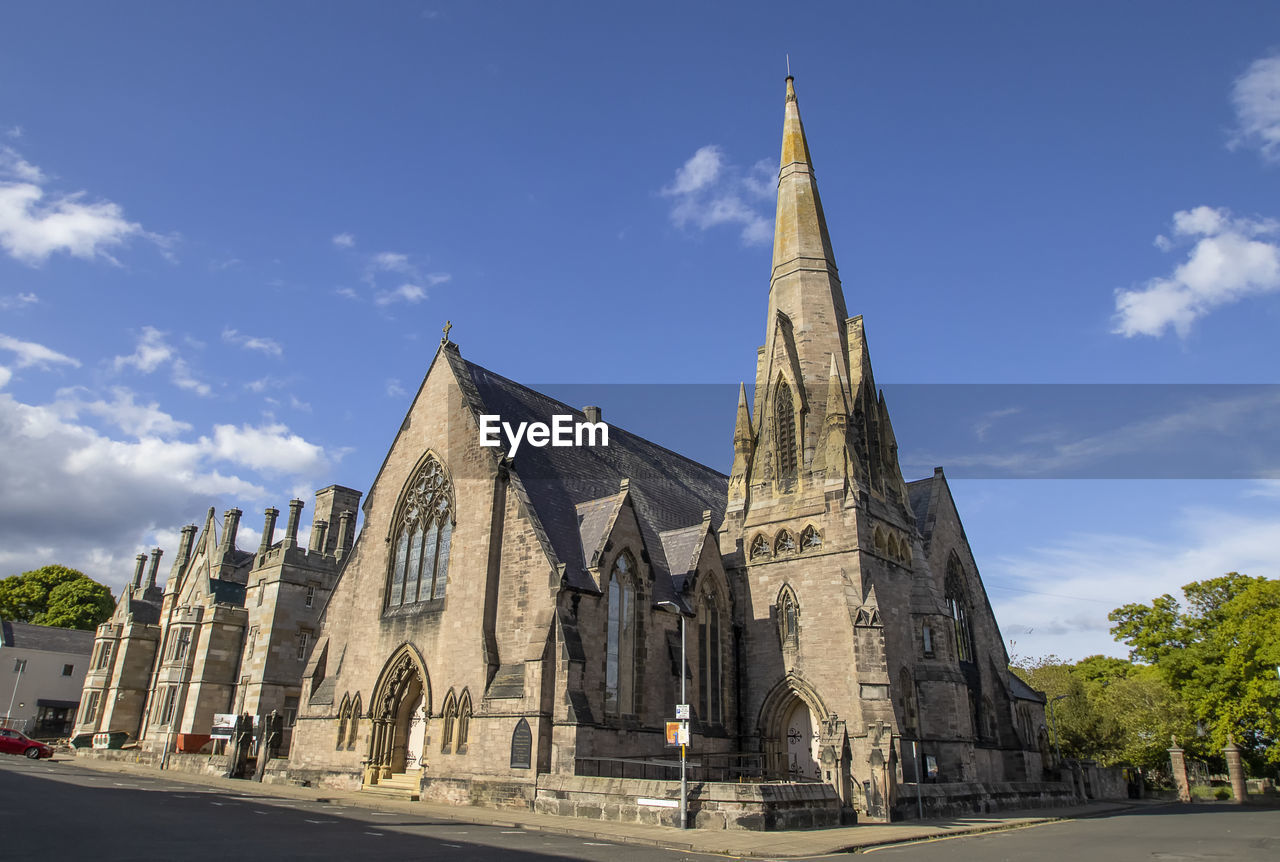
535, 774, 845, 830
893, 781, 1078, 820
74, 747, 230, 776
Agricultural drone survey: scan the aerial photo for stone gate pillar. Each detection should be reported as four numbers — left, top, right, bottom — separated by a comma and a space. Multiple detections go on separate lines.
1223, 736, 1247, 804
1168, 743, 1192, 803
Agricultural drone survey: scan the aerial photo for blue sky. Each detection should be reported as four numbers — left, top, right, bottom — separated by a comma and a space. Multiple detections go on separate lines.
2, 2, 1279, 660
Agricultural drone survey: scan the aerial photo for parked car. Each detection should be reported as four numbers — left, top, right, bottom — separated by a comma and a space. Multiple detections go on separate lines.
0, 728, 54, 759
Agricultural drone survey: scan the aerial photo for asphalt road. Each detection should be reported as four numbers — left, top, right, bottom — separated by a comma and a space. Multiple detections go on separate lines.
0, 757, 718, 861
851, 804, 1279, 862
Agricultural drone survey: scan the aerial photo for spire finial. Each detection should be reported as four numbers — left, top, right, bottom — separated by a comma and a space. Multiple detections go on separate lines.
441, 320, 453, 345
786, 54, 791, 78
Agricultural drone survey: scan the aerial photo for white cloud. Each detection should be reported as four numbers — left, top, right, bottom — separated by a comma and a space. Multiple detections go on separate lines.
371, 251, 413, 274
661, 145, 773, 246
334, 286, 359, 300
207, 422, 328, 474
988, 497, 1280, 661
222, 327, 283, 357
0, 292, 38, 311
385, 378, 407, 398
1112, 206, 1280, 337
53, 386, 192, 438
332, 232, 355, 248
375, 283, 426, 306
0, 366, 11, 389
1230, 53, 1280, 163
112, 327, 211, 396
0, 144, 160, 266
5, 127, 21, 140
0, 333, 80, 369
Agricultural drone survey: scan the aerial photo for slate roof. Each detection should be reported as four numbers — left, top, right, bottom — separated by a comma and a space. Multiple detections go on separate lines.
456, 354, 728, 602
119, 591, 163, 625
1009, 672, 1046, 704
0, 620, 94, 656
906, 475, 935, 532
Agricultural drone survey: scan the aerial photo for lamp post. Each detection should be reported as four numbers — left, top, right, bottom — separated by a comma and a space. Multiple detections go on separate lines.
656, 600, 688, 830
5, 659, 26, 728
1048, 694, 1070, 764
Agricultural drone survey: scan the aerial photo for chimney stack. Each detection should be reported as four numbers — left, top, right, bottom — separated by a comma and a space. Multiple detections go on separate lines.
146, 547, 164, 590
583, 405, 602, 424
283, 499, 304, 548
131, 554, 147, 591
219, 508, 243, 557
309, 520, 328, 554
335, 510, 355, 559
259, 507, 279, 557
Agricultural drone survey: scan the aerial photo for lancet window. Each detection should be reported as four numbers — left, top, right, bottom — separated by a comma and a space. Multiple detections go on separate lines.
440, 690, 458, 753
456, 690, 471, 754
946, 556, 974, 663
698, 589, 724, 725
775, 381, 798, 485
777, 585, 800, 649
605, 551, 637, 717
387, 455, 455, 608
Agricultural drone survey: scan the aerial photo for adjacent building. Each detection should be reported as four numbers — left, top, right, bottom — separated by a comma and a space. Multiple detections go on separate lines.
1, 619, 94, 737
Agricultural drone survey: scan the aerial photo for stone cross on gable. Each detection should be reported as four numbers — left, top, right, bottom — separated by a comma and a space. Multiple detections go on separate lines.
442, 320, 453, 344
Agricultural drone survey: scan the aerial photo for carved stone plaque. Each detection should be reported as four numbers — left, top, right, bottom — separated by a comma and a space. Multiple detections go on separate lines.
510, 717, 532, 769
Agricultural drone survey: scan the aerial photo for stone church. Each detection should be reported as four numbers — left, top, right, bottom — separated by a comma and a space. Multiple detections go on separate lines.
285, 77, 1053, 825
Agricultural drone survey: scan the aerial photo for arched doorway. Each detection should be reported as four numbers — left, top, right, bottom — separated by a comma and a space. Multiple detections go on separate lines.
758, 674, 828, 781
366, 645, 431, 784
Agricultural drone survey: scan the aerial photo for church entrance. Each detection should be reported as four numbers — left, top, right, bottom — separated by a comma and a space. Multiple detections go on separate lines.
365, 646, 431, 784
783, 698, 821, 780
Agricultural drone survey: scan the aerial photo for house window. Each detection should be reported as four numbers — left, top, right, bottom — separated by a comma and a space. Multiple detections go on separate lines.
283, 695, 299, 727
305, 585, 315, 608
775, 381, 798, 485
95, 644, 113, 670
296, 630, 311, 661
386, 454, 455, 608
172, 628, 191, 662
922, 624, 935, 658
604, 551, 637, 717
62, 664, 74, 676
83, 691, 101, 724
160, 686, 178, 725
698, 592, 724, 725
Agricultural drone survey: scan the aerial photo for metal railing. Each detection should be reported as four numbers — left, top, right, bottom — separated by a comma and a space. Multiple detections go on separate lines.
575, 752, 825, 784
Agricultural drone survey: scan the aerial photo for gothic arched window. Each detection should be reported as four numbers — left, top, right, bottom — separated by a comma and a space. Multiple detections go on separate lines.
456, 690, 472, 754
774, 529, 797, 555
605, 551, 637, 717
800, 525, 822, 550
387, 455, 455, 608
898, 668, 919, 738
775, 381, 798, 485
336, 694, 350, 750
347, 693, 361, 750
698, 590, 724, 725
777, 585, 800, 649
749, 534, 770, 560
440, 690, 458, 753
946, 556, 974, 663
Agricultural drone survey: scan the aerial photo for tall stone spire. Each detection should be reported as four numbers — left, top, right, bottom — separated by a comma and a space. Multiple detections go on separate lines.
751, 76, 852, 497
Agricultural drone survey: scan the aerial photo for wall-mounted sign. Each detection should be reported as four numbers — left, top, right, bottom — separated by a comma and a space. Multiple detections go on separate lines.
675, 704, 690, 720
510, 717, 532, 769
665, 721, 689, 746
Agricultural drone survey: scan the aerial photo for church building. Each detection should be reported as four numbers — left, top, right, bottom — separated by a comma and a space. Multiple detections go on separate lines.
286, 77, 1053, 826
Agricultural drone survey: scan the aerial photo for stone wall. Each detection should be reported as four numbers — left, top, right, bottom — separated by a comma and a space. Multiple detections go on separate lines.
535, 774, 844, 830
893, 781, 1078, 820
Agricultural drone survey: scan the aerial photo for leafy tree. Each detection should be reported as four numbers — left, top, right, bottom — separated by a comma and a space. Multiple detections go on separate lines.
0, 565, 115, 630
1110, 574, 1280, 771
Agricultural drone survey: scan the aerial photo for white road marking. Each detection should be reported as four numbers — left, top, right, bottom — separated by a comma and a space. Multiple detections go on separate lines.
501, 830, 525, 834
364, 832, 383, 837
442, 844, 462, 848
304, 819, 337, 824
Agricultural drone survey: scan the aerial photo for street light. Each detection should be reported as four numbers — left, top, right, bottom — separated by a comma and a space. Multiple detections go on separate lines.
656, 600, 688, 830
1048, 693, 1071, 765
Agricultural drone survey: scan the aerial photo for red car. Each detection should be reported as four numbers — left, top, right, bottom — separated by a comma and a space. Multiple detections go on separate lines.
0, 728, 54, 759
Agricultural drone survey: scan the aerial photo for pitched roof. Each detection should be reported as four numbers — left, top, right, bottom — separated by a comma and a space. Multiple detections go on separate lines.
456, 354, 728, 595
0, 620, 95, 656
1009, 672, 1046, 703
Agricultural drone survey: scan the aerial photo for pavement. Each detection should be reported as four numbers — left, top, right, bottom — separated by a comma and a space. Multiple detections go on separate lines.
57, 751, 1177, 857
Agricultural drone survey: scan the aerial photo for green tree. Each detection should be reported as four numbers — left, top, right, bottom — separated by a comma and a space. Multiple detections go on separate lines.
1110, 574, 1280, 771
0, 565, 115, 630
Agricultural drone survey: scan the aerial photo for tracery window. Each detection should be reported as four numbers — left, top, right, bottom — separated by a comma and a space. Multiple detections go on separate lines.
946, 556, 974, 663
440, 690, 458, 753
774, 530, 797, 555
775, 381, 798, 485
898, 668, 919, 737
749, 534, 770, 560
605, 551, 637, 717
778, 585, 800, 649
800, 525, 822, 550
456, 690, 472, 754
698, 590, 724, 725
387, 455, 455, 608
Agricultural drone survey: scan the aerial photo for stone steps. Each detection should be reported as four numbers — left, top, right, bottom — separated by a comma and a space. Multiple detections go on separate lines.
362, 770, 422, 801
